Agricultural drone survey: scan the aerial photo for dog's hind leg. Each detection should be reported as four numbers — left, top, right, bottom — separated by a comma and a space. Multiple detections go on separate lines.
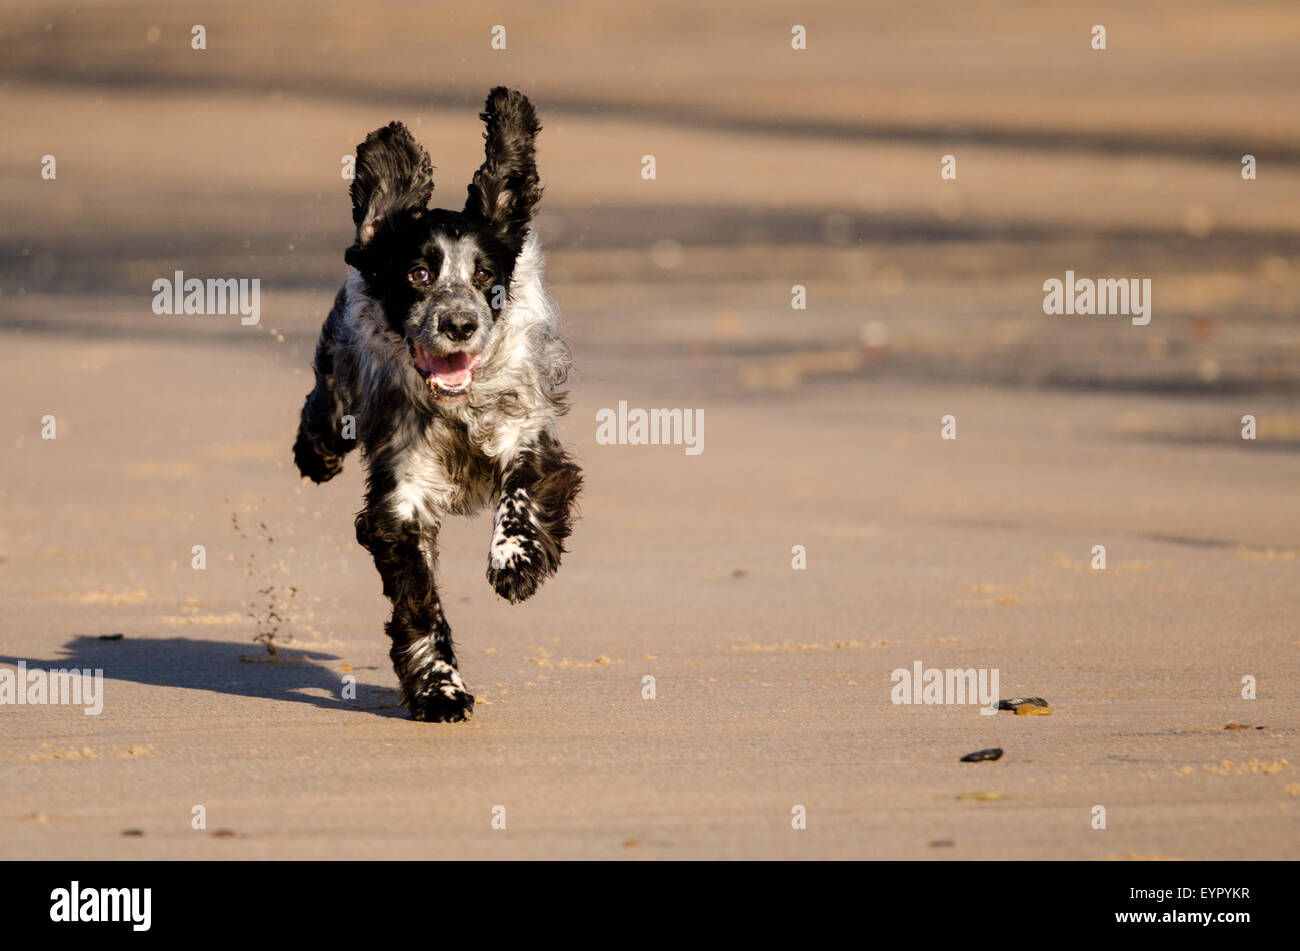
486, 431, 583, 604
356, 503, 474, 722
293, 292, 356, 483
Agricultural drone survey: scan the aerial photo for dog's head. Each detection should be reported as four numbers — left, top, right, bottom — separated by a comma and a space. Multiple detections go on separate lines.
343, 88, 542, 400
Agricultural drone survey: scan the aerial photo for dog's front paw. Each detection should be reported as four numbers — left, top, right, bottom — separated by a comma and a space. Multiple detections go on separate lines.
486, 536, 550, 604
410, 684, 475, 722
293, 428, 344, 484
406, 661, 475, 723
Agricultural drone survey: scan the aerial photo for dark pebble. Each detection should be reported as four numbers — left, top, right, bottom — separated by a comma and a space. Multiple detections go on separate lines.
998, 697, 1048, 710
960, 747, 1004, 762
99, 633, 125, 641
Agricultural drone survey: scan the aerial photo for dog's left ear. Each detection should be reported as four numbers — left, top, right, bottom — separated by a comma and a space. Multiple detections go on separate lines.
463, 87, 542, 246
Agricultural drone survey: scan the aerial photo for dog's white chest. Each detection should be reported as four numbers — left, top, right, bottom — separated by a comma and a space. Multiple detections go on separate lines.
384, 425, 493, 524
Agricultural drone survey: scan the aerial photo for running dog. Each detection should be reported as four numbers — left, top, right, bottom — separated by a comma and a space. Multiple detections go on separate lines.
292, 88, 582, 722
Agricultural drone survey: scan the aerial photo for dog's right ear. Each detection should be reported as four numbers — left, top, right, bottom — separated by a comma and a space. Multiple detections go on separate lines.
348, 121, 434, 248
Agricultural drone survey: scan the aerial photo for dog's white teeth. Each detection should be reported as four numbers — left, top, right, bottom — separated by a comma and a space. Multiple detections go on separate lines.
428, 375, 470, 397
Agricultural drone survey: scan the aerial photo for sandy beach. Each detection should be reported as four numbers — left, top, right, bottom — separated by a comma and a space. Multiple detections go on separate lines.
1, 0, 1297, 859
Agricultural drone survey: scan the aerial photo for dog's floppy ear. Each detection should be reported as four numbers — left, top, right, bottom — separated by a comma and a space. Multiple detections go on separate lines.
463, 87, 542, 244
350, 121, 434, 247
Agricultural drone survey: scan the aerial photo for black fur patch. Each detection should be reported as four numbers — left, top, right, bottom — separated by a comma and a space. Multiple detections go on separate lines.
349, 121, 434, 245
463, 87, 544, 252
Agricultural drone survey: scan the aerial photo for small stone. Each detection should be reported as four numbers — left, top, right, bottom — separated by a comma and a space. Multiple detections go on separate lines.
998, 697, 1049, 711
960, 747, 1004, 763
121, 829, 144, 837
99, 633, 125, 641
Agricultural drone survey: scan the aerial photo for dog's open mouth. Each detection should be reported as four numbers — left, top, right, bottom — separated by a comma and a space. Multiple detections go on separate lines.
413, 343, 482, 398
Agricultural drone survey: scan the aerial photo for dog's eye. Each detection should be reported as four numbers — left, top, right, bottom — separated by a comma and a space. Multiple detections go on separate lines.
474, 267, 494, 285
408, 266, 431, 285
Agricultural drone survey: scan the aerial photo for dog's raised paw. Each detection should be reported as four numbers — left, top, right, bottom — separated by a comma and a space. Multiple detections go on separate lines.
486, 532, 550, 604
488, 566, 536, 604
292, 430, 344, 484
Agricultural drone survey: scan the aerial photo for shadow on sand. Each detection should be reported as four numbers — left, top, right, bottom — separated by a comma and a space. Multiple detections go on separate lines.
0, 635, 409, 719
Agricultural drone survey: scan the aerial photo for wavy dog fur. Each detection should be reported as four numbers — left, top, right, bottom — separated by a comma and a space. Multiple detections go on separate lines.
293, 88, 582, 722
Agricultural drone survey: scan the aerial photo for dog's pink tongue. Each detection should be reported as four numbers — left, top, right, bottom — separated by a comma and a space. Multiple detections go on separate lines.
417, 350, 474, 387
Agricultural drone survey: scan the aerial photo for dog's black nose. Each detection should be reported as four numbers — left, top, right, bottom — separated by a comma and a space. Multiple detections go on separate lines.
439, 312, 478, 343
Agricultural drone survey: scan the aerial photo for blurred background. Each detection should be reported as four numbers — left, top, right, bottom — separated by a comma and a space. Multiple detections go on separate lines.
3, 0, 1299, 396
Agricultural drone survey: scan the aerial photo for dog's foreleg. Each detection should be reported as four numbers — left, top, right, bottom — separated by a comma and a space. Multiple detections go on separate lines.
356, 507, 474, 722
486, 431, 583, 604
293, 295, 356, 483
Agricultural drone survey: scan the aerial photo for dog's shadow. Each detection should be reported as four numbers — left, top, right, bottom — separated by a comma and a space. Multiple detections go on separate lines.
0, 635, 409, 719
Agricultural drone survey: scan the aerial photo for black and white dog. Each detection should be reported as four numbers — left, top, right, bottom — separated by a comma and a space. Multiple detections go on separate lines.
292, 88, 582, 722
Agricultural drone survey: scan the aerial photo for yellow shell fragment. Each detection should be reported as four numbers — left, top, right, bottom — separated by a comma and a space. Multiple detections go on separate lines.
1013, 703, 1052, 716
